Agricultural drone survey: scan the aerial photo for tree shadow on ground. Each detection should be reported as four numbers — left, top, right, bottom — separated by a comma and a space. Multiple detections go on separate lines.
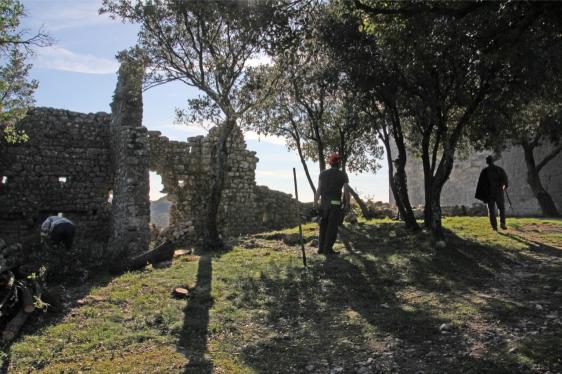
178, 252, 221, 374
232, 222, 558, 373
499, 231, 562, 257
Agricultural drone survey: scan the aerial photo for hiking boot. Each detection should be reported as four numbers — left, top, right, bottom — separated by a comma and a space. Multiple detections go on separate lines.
500, 224, 507, 230
492, 226, 498, 231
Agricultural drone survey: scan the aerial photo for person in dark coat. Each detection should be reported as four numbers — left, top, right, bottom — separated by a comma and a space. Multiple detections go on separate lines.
475, 156, 509, 230
40, 215, 76, 250
314, 153, 350, 255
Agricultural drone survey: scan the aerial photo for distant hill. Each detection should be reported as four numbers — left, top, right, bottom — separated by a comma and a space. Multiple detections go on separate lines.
150, 196, 171, 228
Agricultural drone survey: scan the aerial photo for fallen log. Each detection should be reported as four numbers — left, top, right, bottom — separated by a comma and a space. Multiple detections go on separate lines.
1, 308, 30, 343
110, 240, 178, 274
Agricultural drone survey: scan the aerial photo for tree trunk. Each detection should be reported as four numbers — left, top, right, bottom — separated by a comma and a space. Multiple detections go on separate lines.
312, 120, 326, 172
421, 139, 433, 229
426, 147, 456, 238
347, 185, 373, 218
379, 127, 419, 231
522, 144, 561, 217
429, 185, 444, 237
203, 118, 236, 250
294, 133, 317, 196
392, 138, 419, 230
110, 239, 178, 274
379, 131, 407, 217
1, 309, 30, 344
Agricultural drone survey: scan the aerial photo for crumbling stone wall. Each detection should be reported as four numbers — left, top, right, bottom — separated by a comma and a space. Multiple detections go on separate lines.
254, 185, 301, 231
0, 108, 113, 259
391, 143, 562, 216
107, 53, 150, 258
0, 57, 305, 261
149, 125, 302, 240
0, 57, 151, 262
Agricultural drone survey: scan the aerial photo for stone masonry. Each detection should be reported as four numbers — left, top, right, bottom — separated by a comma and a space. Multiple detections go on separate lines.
149, 125, 304, 240
0, 58, 305, 262
148, 125, 258, 239
0, 108, 113, 261
107, 52, 150, 258
391, 143, 562, 216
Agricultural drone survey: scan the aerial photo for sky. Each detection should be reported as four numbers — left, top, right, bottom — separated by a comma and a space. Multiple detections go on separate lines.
20, 0, 390, 203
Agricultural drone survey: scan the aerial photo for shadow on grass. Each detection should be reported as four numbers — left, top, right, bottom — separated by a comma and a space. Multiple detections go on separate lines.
178, 252, 220, 374
499, 232, 562, 257
231, 222, 553, 373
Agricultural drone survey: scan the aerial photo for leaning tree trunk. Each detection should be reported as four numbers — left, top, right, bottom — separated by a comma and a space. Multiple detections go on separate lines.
293, 133, 316, 196
379, 128, 419, 231
393, 165, 419, 231
203, 118, 236, 250
392, 138, 419, 230
347, 185, 373, 219
522, 144, 561, 217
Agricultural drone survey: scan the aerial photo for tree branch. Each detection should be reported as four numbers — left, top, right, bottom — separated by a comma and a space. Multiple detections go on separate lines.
537, 144, 562, 173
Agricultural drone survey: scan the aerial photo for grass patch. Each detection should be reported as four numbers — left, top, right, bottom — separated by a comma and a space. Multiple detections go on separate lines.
3, 217, 561, 373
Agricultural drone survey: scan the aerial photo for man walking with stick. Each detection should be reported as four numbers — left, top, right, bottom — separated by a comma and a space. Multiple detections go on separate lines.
475, 155, 509, 231
314, 153, 350, 256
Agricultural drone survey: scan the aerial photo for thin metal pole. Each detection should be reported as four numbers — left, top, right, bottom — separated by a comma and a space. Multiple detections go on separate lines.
293, 167, 307, 268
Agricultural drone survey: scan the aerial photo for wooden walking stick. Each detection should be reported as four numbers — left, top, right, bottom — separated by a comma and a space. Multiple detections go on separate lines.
293, 168, 307, 268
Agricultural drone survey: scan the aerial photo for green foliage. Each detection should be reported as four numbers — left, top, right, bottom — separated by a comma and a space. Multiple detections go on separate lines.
101, 0, 290, 124
0, 0, 42, 144
322, 1, 562, 232
242, 2, 383, 175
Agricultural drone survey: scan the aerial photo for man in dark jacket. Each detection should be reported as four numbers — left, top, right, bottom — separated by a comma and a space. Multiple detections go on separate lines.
475, 156, 509, 230
314, 153, 350, 255
40, 215, 76, 250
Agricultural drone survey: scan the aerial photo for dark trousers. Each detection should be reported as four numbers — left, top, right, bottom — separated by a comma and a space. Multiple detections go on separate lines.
319, 202, 343, 253
50, 222, 76, 250
487, 194, 506, 229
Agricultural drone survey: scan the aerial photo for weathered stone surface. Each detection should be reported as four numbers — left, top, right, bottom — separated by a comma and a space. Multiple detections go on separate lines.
0, 58, 305, 262
390, 144, 562, 216
107, 52, 150, 258
149, 125, 304, 240
0, 107, 113, 262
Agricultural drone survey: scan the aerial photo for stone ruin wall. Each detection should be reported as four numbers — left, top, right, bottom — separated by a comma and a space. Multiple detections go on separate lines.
107, 56, 150, 258
149, 126, 303, 241
148, 126, 259, 240
254, 185, 302, 232
0, 84, 304, 263
0, 108, 113, 261
391, 143, 562, 216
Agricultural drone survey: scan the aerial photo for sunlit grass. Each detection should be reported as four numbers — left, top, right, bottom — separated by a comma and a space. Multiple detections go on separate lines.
4, 217, 561, 373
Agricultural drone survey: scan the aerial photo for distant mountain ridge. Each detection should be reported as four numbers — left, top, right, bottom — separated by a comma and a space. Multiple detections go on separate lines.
150, 196, 171, 228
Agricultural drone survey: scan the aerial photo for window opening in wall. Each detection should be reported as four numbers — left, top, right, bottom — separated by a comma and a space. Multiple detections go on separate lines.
107, 190, 113, 204
149, 171, 170, 233
1, 176, 7, 184
58, 177, 68, 183
178, 179, 186, 188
